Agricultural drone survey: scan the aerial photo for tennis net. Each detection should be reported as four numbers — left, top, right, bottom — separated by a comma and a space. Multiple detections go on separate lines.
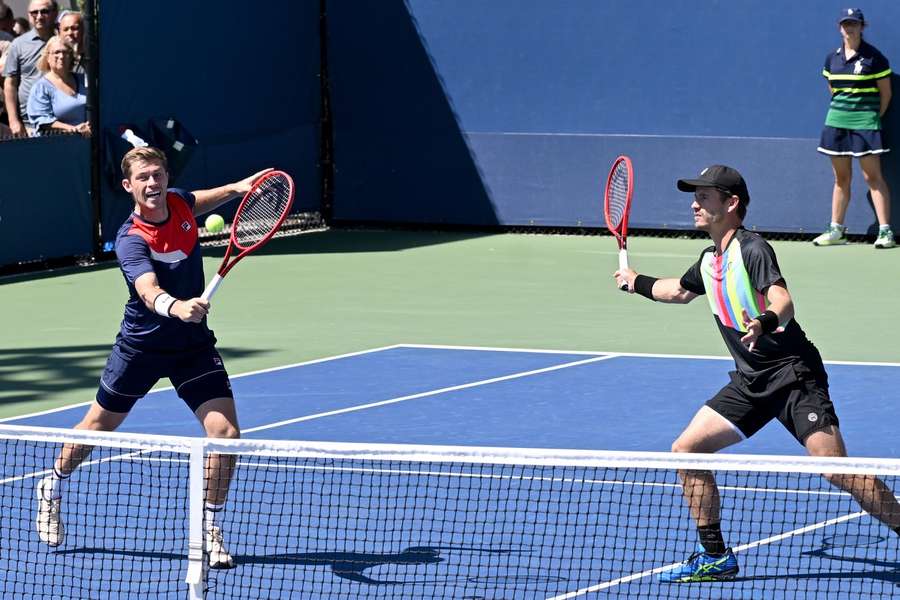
1, 424, 899, 599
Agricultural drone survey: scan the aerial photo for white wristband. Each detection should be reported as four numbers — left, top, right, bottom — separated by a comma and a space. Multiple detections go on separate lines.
153, 292, 176, 317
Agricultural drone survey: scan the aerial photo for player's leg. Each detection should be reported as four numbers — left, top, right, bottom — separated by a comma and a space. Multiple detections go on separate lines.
193, 397, 239, 570
858, 154, 894, 248
176, 347, 239, 569
814, 155, 852, 246
660, 399, 747, 583
37, 345, 152, 546
805, 426, 900, 531
671, 406, 743, 529
194, 397, 240, 508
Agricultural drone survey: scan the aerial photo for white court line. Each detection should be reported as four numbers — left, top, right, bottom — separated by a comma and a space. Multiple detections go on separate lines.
0, 344, 407, 423
8, 342, 895, 425
242, 354, 618, 434
545, 511, 868, 599
398, 343, 900, 368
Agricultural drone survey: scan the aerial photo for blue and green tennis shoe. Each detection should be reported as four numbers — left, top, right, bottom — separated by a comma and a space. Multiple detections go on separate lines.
658, 544, 739, 583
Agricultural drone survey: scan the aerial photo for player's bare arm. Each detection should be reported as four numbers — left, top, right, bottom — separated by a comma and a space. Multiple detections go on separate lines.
192, 168, 274, 216
877, 77, 892, 117
614, 268, 697, 304
3, 76, 24, 136
134, 272, 209, 323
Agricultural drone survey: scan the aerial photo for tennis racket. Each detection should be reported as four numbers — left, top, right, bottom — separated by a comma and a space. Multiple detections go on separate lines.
603, 155, 634, 291
201, 170, 295, 300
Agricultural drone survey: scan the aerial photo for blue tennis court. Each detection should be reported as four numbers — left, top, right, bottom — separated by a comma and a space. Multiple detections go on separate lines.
3, 345, 900, 598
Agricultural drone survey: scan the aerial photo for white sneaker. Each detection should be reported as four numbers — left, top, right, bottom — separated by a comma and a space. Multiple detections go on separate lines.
36, 476, 64, 547
874, 228, 896, 249
205, 524, 235, 569
812, 225, 847, 246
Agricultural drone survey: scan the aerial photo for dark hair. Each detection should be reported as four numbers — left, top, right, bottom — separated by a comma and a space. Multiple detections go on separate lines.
718, 189, 748, 220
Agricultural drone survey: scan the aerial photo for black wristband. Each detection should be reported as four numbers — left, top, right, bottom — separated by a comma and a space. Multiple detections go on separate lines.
633, 275, 658, 301
756, 310, 779, 334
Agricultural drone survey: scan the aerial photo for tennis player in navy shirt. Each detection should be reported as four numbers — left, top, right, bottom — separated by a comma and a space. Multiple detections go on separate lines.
36, 146, 271, 570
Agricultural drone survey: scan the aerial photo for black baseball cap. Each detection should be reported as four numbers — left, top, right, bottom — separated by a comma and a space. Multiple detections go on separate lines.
838, 8, 864, 24
677, 165, 750, 206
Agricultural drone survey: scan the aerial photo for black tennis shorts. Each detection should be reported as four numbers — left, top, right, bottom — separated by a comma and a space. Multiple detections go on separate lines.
706, 375, 839, 445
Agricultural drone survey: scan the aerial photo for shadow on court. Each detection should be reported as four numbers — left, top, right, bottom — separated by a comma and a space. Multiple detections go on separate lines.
58, 545, 528, 586
732, 567, 900, 586
0, 344, 268, 407
201, 229, 497, 259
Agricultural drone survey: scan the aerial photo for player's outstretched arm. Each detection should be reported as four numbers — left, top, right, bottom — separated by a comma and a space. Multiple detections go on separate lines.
614, 268, 696, 304
192, 168, 274, 216
134, 272, 209, 324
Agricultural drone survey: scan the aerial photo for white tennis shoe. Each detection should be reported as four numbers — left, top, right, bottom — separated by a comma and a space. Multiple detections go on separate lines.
36, 476, 64, 547
812, 225, 847, 246
206, 524, 235, 569
874, 228, 896, 249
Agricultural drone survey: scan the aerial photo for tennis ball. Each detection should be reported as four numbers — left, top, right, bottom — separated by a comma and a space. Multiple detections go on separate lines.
205, 214, 225, 233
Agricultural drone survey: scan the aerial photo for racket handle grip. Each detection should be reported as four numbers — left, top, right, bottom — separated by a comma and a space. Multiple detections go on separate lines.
618, 249, 629, 291
201, 274, 223, 301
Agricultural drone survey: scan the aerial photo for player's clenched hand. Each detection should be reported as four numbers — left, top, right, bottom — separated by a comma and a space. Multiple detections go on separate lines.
232, 168, 275, 195
614, 267, 637, 292
740, 309, 762, 351
172, 298, 210, 323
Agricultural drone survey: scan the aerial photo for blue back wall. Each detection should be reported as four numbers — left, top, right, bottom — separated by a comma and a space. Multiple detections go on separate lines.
328, 0, 900, 234
98, 1, 321, 242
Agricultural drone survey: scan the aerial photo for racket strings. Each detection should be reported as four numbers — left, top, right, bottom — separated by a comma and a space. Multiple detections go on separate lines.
606, 162, 630, 228
233, 175, 293, 248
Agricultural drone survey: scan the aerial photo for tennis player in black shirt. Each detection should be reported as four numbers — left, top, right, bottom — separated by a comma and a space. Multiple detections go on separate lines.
615, 165, 900, 582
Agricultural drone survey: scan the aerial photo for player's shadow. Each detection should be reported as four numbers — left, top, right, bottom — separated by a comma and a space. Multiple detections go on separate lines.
731, 542, 900, 587
732, 567, 900, 586
0, 344, 267, 407
58, 544, 534, 587
232, 545, 526, 585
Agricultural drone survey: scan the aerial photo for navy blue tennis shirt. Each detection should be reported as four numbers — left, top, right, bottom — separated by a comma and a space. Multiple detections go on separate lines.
114, 188, 216, 352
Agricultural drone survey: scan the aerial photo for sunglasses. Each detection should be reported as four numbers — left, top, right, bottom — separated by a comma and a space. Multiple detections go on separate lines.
29, 8, 54, 16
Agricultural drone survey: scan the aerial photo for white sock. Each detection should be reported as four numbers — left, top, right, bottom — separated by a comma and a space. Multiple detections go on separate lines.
880, 224, 891, 232
205, 502, 225, 528
45, 468, 70, 500
831, 222, 844, 230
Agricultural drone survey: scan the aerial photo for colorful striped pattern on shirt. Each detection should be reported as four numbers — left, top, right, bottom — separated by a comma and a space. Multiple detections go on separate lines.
699, 242, 767, 333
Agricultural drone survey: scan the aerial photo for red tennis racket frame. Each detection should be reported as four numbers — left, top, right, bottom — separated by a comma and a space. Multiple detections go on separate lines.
603, 156, 634, 291
603, 155, 634, 251
201, 170, 295, 300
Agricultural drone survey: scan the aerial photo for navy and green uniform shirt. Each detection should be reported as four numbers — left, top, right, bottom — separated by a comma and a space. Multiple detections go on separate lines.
823, 40, 891, 130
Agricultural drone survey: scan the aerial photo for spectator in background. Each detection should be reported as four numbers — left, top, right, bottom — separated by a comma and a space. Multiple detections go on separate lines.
814, 8, 894, 249
0, 2, 15, 133
57, 10, 82, 76
2, 0, 57, 137
0, 3, 14, 41
13, 17, 30, 36
27, 35, 87, 136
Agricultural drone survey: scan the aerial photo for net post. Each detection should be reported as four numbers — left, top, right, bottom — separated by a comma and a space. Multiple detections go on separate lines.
185, 438, 206, 599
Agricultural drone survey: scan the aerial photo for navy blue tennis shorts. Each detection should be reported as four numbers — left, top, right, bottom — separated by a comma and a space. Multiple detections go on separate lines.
96, 342, 233, 413
706, 374, 839, 445
817, 126, 889, 157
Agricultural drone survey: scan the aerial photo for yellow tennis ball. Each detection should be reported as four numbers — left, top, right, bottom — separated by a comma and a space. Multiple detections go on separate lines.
205, 214, 225, 233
